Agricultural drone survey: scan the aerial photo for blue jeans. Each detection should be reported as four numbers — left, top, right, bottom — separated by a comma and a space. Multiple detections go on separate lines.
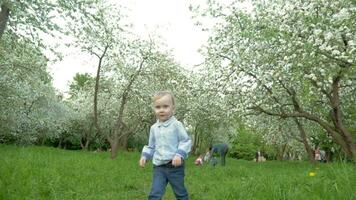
211, 144, 229, 166
148, 163, 189, 200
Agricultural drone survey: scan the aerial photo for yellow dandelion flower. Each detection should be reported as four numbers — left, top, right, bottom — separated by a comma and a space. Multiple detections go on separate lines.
309, 172, 316, 177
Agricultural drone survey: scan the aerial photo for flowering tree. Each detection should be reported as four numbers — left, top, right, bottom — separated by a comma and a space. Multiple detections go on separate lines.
194, 0, 356, 160
0, 34, 70, 145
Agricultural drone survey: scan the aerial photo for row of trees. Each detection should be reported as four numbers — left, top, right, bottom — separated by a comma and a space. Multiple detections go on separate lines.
0, 0, 218, 159
191, 0, 355, 162
0, 0, 354, 162
0, 0, 98, 145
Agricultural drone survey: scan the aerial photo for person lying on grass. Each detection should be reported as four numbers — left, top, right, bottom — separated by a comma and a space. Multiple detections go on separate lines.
139, 91, 192, 200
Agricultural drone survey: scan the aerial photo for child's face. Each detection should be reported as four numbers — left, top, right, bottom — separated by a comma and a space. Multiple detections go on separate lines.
153, 94, 175, 122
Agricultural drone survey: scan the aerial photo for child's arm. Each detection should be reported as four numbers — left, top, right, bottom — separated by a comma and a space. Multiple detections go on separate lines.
175, 122, 192, 160
140, 128, 155, 167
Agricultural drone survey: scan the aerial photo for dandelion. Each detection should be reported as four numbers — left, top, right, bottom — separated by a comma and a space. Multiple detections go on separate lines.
309, 172, 316, 177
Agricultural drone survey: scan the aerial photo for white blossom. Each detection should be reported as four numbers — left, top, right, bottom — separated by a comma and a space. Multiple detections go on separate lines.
315, 38, 323, 45
331, 49, 340, 55
313, 29, 322, 35
332, 8, 349, 20
324, 32, 333, 41
325, 46, 333, 51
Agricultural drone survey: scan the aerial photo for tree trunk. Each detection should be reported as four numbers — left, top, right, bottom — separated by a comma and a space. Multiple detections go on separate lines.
195, 133, 201, 155
109, 137, 119, 159
276, 148, 282, 160
198, 135, 206, 153
93, 45, 109, 139
41, 136, 45, 146
276, 143, 287, 160
341, 132, 356, 161
80, 138, 85, 149
294, 119, 315, 163
326, 150, 332, 162
85, 140, 90, 150
329, 75, 356, 161
110, 58, 146, 159
192, 125, 199, 154
0, 4, 10, 39
57, 138, 62, 148
80, 138, 90, 150
118, 134, 128, 150
331, 109, 356, 161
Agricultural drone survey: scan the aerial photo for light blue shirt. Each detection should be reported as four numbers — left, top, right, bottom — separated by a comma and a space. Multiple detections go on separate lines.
141, 116, 192, 166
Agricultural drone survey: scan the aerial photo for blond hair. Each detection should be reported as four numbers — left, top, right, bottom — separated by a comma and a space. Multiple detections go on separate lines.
152, 91, 175, 105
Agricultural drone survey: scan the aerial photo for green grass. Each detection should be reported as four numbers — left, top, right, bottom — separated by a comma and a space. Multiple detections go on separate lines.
0, 145, 355, 200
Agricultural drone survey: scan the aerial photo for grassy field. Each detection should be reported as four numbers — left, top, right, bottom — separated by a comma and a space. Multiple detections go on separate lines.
0, 145, 355, 200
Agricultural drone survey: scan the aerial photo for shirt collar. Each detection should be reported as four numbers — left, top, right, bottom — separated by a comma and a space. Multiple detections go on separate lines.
157, 116, 176, 127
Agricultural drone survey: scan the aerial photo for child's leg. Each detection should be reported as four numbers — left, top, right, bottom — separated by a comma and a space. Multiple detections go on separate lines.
149, 166, 168, 200
167, 166, 189, 200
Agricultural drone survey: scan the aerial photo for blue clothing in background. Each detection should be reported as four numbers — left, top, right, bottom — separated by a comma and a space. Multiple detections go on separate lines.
211, 143, 229, 166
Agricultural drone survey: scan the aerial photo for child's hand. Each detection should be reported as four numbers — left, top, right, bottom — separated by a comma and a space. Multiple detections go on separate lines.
139, 157, 146, 168
172, 155, 182, 167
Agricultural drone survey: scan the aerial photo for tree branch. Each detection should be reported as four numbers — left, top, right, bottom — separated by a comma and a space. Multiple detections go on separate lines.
0, 4, 10, 39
